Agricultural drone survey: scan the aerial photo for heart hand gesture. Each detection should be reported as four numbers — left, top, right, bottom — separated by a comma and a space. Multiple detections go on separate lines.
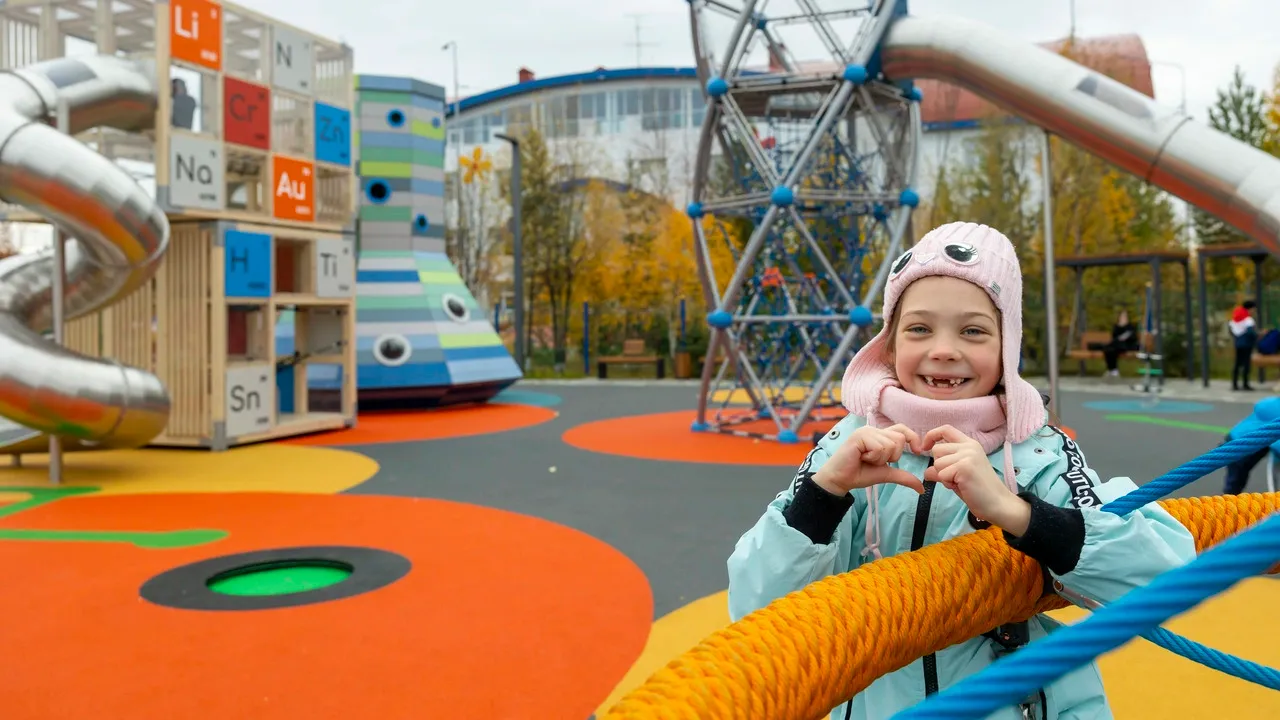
813, 424, 926, 497
922, 424, 1030, 535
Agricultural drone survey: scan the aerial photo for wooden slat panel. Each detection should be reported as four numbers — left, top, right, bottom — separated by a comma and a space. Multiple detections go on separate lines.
61, 315, 101, 357
154, 222, 212, 440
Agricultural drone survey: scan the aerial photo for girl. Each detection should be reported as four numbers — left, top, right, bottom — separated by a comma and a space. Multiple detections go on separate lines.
727, 222, 1196, 720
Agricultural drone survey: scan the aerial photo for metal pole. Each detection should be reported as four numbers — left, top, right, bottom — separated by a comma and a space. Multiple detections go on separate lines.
1182, 261, 1193, 381
1041, 129, 1060, 421
1198, 252, 1210, 388
49, 99, 70, 484
495, 133, 524, 372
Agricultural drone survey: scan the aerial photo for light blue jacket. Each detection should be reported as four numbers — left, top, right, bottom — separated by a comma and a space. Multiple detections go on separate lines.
727, 413, 1197, 720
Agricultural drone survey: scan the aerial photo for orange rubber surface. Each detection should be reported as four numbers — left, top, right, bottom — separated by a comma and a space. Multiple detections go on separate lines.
562, 410, 1074, 466
281, 402, 557, 446
562, 409, 835, 466
0, 491, 651, 719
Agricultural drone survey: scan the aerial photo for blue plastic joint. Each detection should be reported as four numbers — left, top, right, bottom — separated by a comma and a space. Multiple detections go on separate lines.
842, 64, 869, 85
771, 186, 795, 207
899, 188, 920, 208
707, 309, 733, 329
686, 201, 705, 219
849, 305, 874, 328
707, 77, 729, 98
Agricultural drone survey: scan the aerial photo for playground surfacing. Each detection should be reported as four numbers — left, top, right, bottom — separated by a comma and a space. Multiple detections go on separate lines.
0, 383, 1276, 718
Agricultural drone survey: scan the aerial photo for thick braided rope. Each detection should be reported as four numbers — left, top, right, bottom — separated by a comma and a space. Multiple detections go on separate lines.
599, 493, 1280, 720
893, 509, 1280, 719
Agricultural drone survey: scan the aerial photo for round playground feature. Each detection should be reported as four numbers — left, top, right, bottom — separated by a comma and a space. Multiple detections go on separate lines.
562, 409, 833, 466
0, 492, 652, 719
563, 410, 1076, 466
139, 545, 412, 611
1083, 399, 1216, 414
493, 388, 563, 407
281, 402, 557, 447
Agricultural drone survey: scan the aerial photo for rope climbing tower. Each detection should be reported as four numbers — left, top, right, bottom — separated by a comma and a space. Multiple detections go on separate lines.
686, 0, 921, 444
599, 421, 1280, 719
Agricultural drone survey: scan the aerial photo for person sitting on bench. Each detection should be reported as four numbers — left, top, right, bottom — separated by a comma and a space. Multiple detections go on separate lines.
1086, 309, 1139, 377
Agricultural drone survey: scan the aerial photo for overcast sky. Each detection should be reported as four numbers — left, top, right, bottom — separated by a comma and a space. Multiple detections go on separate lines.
240, 0, 1280, 125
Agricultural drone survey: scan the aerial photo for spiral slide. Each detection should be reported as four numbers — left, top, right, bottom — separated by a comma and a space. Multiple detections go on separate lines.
0, 55, 171, 455
880, 14, 1280, 261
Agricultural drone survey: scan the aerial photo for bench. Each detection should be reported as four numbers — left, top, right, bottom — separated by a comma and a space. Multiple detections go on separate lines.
1065, 331, 1122, 376
1253, 353, 1280, 369
598, 338, 665, 379
1064, 330, 1148, 376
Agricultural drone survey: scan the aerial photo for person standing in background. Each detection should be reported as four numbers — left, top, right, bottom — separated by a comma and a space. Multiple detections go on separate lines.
1229, 300, 1258, 392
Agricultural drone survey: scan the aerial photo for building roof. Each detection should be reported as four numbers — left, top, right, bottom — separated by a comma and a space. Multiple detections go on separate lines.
449, 67, 699, 117
448, 32, 1154, 128
915, 33, 1153, 129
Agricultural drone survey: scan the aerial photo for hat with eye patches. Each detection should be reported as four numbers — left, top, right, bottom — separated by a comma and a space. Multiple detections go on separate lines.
840, 221, 1045, 444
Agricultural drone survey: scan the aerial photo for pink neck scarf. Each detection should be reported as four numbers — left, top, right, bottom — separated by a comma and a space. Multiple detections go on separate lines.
860, 385, 1019, 561
875, 386, 1008, 455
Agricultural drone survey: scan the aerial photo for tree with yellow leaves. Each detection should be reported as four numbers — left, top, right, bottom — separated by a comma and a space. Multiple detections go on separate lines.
573, 177, 735, 361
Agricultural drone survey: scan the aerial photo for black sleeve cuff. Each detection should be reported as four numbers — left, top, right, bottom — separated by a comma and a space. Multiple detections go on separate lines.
1003, 491, 1085, 575
782, 475, 854, 545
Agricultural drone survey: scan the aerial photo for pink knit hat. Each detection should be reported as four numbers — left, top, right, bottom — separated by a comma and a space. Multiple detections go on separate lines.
841, 221, 1044, 445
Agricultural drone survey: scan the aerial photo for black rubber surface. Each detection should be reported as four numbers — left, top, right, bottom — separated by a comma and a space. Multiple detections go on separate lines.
340, 384, 1258, 619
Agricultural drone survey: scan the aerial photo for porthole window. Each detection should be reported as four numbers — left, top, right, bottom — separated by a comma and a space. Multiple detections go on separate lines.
442, 293, 470, 323
386, 109, 406, 128
373, 333, 412, 367
365, 179, 391, 205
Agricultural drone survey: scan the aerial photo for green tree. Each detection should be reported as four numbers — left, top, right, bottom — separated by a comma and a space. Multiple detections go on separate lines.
1266, 63, 1280, 154
1194, 66, 1271, 247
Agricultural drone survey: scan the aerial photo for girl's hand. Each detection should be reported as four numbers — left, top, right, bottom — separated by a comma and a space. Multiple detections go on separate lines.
813, 424, 926, 496
922, 425, 1031, 535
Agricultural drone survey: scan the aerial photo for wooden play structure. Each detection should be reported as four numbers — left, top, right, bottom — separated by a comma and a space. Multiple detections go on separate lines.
0, 0, 358, 449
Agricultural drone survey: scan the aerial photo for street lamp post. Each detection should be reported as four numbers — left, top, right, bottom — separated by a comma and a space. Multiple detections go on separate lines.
494, 133, 525, 372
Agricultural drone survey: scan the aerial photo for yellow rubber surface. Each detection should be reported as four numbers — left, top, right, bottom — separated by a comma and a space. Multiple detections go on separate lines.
710, 387, 843, 405
602, 581, 1280, 719
0, 444, 378, 495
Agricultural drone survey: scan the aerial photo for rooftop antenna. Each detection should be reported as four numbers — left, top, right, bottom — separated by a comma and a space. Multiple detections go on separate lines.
626, 14, 659, 66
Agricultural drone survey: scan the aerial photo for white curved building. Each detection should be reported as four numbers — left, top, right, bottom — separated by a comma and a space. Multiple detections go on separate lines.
445, 67, 707, 204
445, 32, 1153, 207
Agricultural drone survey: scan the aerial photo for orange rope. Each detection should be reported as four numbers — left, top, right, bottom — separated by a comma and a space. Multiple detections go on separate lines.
601, 493, 1280, 720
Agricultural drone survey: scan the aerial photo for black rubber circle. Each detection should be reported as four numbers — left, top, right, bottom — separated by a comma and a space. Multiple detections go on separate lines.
139, 546, 411, 611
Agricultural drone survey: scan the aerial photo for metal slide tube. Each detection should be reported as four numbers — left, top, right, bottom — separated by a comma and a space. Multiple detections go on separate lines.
880, 14, 1280, 260
0, 55, 170, 454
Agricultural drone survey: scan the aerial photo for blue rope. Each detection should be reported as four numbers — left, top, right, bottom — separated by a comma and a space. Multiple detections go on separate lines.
1099, 419, 1280, 692
891, 511, 1280, 719
1143, 626, 1280, 690
1102, 420, 1280, 516
886, 418, 1280, 719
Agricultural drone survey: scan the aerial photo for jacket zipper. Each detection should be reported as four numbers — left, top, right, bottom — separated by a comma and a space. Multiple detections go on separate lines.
912, 459, 939, 697
841, 460, 939, 719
